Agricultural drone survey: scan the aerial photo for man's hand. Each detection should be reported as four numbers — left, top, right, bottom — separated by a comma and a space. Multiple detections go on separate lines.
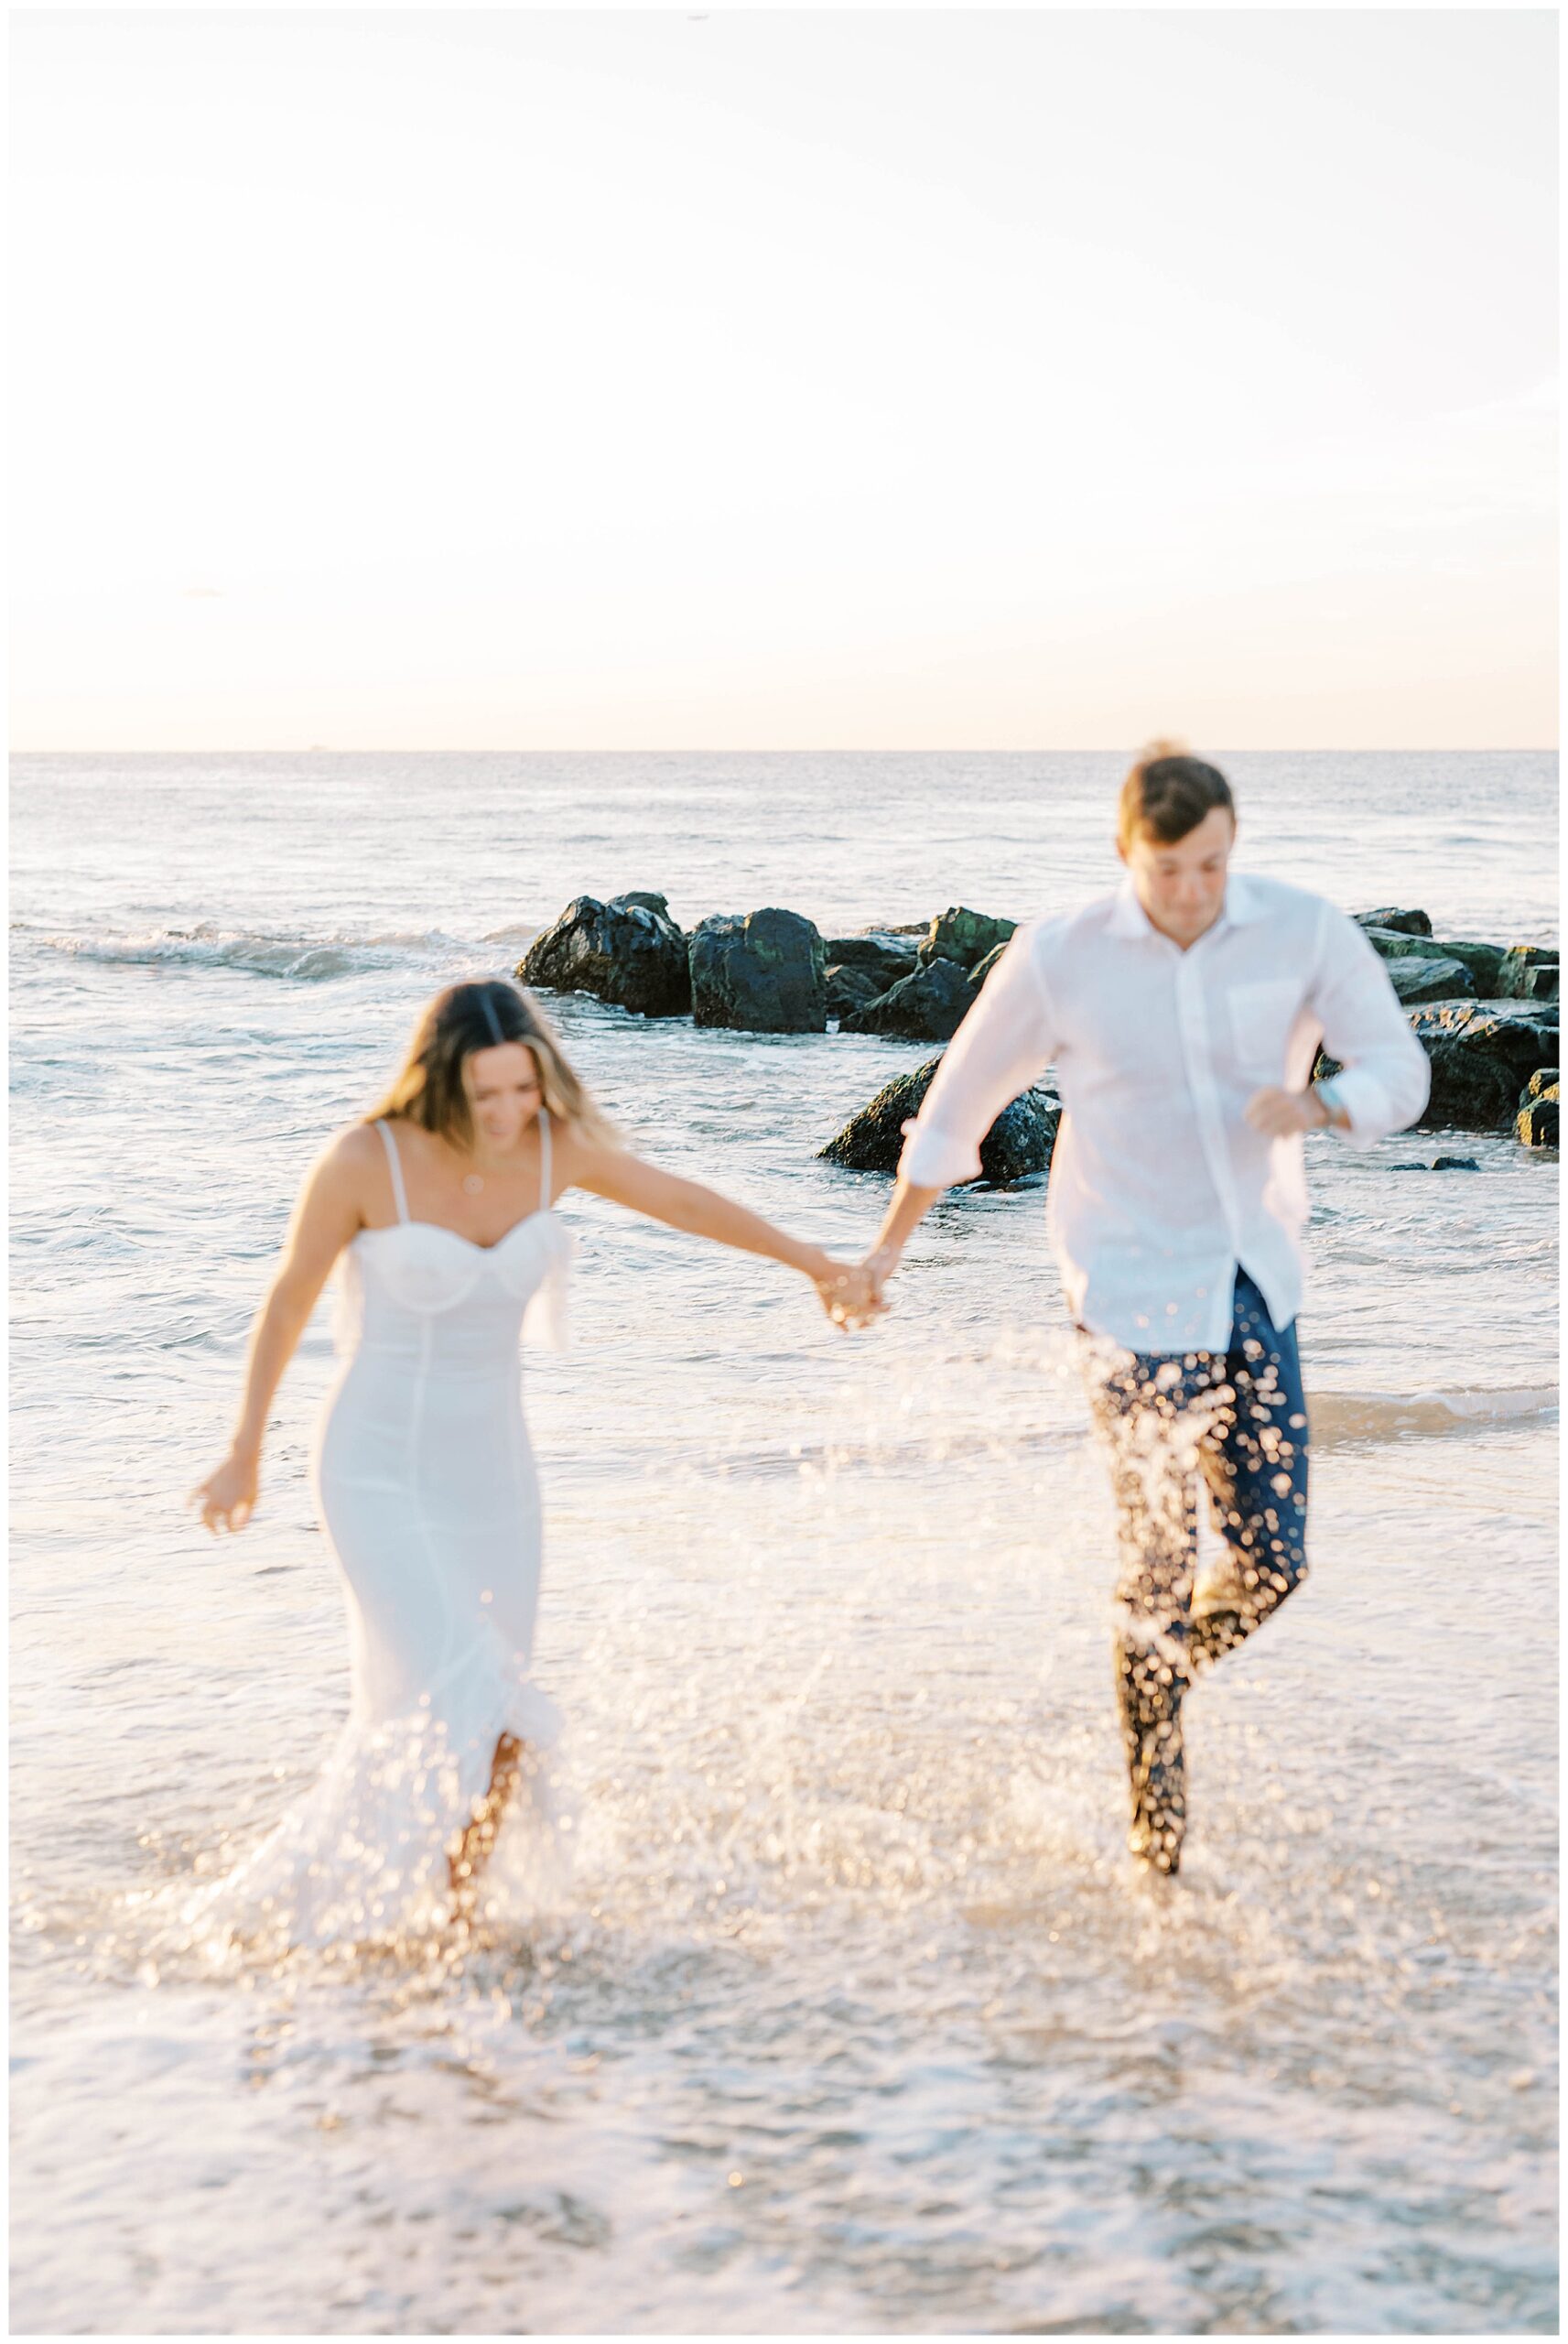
860, 1242, 903, 1308
1245, 1085, 1331, 1139
812, 1257, 886, 1330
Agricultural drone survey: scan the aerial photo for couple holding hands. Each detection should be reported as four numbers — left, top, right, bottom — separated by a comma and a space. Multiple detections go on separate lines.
192, 746, 1428, 1939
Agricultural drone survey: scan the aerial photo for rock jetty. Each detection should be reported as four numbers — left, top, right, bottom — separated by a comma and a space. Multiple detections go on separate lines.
516, 892, 1558, 1163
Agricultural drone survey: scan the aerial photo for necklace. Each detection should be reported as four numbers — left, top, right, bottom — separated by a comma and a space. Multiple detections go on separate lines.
462, 1172, 485, 1196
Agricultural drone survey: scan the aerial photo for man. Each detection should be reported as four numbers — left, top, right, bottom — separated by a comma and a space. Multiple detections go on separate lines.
860, 743, 1430, 1875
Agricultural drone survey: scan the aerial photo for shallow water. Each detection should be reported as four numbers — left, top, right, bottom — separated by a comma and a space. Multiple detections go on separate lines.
10, 752, 1559, 2332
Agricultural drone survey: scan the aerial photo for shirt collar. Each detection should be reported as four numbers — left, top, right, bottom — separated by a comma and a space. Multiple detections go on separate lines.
1108, 870, 1267, 941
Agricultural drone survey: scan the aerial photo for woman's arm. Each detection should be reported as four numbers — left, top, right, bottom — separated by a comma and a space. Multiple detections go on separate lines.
189, 1129, 371, 1533
563, 1134, 880, 1326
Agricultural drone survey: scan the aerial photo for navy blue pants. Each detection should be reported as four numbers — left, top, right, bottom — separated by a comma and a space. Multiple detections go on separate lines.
1081, 1269, 1312, 1677
1080, 1270, 1311, 1864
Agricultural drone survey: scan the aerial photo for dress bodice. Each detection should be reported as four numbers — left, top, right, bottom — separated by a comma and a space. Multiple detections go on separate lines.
332, 1115, 571, 1373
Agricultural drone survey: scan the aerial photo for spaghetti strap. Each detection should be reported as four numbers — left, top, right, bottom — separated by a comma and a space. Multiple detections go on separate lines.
537, 1106, 552, 1214
375, 1120, 410, 1224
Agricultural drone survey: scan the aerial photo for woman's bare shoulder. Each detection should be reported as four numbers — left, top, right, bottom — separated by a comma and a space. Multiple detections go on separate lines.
309, 1120, 388, 1198
552, 1117, 617, 1178
324, 1120, 385, 1167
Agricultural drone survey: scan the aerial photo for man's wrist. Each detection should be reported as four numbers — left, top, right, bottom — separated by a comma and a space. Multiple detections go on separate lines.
1310, 1077, 1346, 1131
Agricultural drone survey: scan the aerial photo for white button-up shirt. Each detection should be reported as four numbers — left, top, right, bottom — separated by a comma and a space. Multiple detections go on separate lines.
897, 873, 1432, 1352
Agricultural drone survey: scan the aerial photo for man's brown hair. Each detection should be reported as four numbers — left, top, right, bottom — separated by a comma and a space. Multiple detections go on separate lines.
1117, 739, 1235, 850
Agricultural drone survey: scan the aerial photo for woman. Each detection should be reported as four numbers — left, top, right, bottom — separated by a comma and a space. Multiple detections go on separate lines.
189, 978, 872, 1948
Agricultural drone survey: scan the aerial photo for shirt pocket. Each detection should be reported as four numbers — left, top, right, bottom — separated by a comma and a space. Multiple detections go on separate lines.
1227, 978, 1302, 1084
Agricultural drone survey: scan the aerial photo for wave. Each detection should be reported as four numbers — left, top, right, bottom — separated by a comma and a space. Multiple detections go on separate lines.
21, 922, 537, 983
1311, 1386, 1558, 1448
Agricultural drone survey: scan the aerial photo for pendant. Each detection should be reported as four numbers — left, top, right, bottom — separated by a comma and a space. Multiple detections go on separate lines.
462, 1173, 485, 1196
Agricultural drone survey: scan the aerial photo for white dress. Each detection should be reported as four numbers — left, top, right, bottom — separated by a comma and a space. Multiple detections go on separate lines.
181, 1112, 573, 1954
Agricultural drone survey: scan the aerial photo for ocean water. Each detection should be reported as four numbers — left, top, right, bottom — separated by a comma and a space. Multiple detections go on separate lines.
9, 751, 1558, 2334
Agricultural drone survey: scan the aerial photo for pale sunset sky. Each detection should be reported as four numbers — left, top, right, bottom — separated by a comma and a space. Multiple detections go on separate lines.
11, 7, 1557, 751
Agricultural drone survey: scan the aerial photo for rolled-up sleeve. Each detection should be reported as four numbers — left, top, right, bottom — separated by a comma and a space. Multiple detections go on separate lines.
1310, 904, 1432, 1147
896, 923, 1058, 1188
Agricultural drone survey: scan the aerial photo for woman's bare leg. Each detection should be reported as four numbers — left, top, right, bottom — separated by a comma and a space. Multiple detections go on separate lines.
448, 1731, 524, 1917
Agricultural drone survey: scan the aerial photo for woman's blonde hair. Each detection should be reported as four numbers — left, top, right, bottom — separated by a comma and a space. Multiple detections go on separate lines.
365, 980, 618, 1150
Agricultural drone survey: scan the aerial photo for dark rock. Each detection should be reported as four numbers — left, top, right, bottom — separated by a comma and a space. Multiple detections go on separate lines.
819, 1057, 1060, 1182
968, 939, 1012, 989
1356, 906, 1433, 937
1497, 945, 1559, 1002
819, 1058, 942, 1170
840, 957, 976, 1041
1389, 1156, 1481, 1172
611, 890, 672, 917
917, 906, 1017, 972
979, 1086, 1061, 1185
688, 907, 826, 1033
1385, 955, 1476, 1006
1409, 1001, 1560, 1131
1517, 1071, 1559, 1149
1431, 940, 1506, 995
821, 931, 920, 984
520, 894, 690, 1017
825, 963, 885, 1021
1361, 929, 1504, 995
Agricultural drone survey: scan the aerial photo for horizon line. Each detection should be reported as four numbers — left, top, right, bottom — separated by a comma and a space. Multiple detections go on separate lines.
11, 743, 1559, 758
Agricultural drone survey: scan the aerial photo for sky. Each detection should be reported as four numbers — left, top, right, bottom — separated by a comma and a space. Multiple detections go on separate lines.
10, 7, 1558, 751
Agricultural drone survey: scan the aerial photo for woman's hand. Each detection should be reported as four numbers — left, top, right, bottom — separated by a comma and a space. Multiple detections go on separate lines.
190, 1449, 259, 1535
807, 1253, 885, 1330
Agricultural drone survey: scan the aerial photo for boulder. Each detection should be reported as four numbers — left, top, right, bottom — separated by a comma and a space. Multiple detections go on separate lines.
1516, 1071, 1560, 1149
840, 957, 976, 1041
818, 1057, 1060, 1183
1409, 1001, 1560, 1131
520, 893, 690, 1017
1496, 945, 1559, 1002
979, 1087, 1062, 1185
821, 931, 920, 985
1385, 955, 1476, 1006
1517, 1096, 1559, 1148
1356, 906, 1433, 937
969, 939, 1012, 989
1389, 1156, 1481, 1172
688, 907, 826, 1033
611, 890, 673, 917
825, 963, 885, 1021
917, 906, 1017, 972
1361, 929, 1504, 995
1429, 940, 1506, 995
818, 1058, 942, 1171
